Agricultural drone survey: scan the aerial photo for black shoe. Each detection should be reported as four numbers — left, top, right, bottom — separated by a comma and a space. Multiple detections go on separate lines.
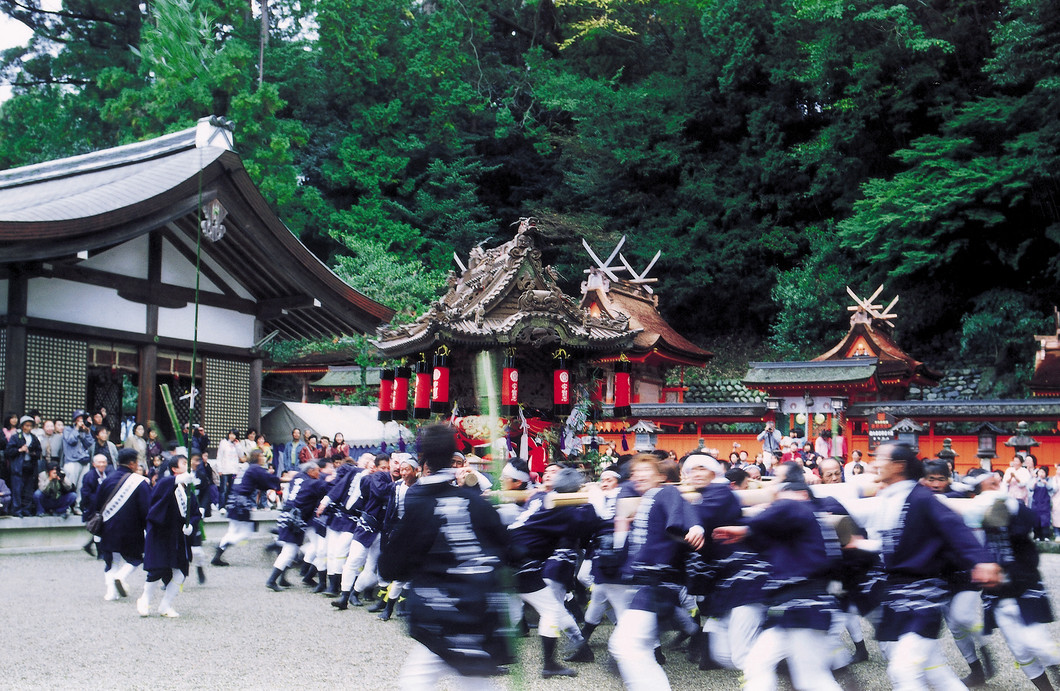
368, 598, 387, 613
852, 640, 869, 664
266, 569, 284, 592
962, 660, 986, 688
83, 541, 95, 557
564, 642, 595, 663
197, 566, 206, 585
378, 598, 397, 621
301, 565, 317, 586
278, 572, 293, 588
981, 647, 995, 679
1033, 673, 1056, 691
211, 547, 229, 567
114, 578, 127, 598
322, 574, 340, 597
542, 666, 578, 678
686, 631, 705, 663
654, 647, 666, 665
349, 591, 364, 607
331, 591, 351, 610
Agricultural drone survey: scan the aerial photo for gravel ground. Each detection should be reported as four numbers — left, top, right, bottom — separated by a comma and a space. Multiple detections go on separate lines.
4, 544, 1060, 690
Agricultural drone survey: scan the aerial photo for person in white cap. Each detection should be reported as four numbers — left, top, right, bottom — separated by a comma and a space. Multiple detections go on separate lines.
371, 454, 421, 620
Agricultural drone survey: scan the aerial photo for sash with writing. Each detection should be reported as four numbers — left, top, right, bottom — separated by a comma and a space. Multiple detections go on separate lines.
102, 474, 146, 522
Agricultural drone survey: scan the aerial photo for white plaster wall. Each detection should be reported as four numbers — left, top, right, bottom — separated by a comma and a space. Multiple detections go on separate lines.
27, 278, 147, 332
161, 236, 222, 293
157, 303, 256, 348
79, 234, 149, 279
163, 231, 255, 300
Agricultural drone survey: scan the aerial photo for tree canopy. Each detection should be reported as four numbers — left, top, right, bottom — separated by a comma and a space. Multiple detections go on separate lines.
2, 0, 1058, 387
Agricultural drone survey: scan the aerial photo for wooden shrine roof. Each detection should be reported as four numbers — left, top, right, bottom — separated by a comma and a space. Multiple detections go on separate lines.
0, 117, 394, 339
375, 221, 638, 358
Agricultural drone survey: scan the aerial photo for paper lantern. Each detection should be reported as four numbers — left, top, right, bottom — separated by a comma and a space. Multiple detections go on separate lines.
553, 349, 572, 419
413, 358, 432, 419
501, 351, 519, 417
430, 347, 451, 414
390, 365, 410, 421
378, 368, 394, 422
613, 359, 632, 419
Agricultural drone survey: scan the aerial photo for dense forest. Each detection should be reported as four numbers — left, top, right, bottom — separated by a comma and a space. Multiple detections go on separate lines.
2, 0, 1059, 388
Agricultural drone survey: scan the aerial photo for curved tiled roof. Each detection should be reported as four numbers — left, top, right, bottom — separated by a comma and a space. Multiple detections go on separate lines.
0, 118, 394, 338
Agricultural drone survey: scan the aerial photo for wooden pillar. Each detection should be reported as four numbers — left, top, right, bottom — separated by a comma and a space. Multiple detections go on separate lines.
3, 270, 28, 416
137, 344, 158, 425
138, 232, 162, 425
249, 357, 262, 430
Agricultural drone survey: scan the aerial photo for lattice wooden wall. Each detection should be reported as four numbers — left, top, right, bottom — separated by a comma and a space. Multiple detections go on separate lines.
0, 327, 6, 391
26, 334, 87, 421
203, 357, 250, 444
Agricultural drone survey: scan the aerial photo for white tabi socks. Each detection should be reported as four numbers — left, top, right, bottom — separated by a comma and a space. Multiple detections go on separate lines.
138, 580, 161, 617
158, 570, 185, 618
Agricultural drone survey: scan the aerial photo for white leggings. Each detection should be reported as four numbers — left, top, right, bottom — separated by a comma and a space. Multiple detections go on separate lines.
274, 542, 301, 570
521, 586, 569, 639
609, 608, 669, 691
994, 597, 1060, 679
946, 589, 985, 664
880, 632, 966, 691
326, 529, 354, 575
219, 519, 255, 549
743, 627, 842, 691
705, 604, 764, 671
399, 641, 499, 691
340, 536, 380, 592
585, 582, 634, 626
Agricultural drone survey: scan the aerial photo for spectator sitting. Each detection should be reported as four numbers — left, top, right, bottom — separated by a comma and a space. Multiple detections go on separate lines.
34, 462, 77, 517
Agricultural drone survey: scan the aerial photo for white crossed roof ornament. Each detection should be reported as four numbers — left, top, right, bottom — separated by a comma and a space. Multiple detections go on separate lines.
582, 235, 626, 282
847, 285, 899, 327
619, 250, 661, 293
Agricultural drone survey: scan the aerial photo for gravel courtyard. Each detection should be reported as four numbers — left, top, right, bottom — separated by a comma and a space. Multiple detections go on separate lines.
4, 544, 1060, 690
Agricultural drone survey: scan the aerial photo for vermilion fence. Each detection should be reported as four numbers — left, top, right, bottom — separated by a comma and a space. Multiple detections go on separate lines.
599, 433, 1060, 475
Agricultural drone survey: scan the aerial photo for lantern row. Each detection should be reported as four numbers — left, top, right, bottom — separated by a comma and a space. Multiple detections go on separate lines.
376, 348, 631, 422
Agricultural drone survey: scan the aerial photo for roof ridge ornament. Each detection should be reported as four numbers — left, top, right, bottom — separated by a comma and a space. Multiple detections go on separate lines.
195, 115, 235, 151
846, 285, 899, 328
582, 235, 626, 283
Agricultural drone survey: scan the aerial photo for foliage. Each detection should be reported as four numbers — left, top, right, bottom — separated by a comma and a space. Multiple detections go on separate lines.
3, 0, 1060, 391
261, 334, 376, 365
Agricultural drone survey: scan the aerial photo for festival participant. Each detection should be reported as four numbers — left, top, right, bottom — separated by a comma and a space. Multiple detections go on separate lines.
578, 469, 624, 655
371, 453, 420, 620
332, 453, 393, 609
315, 452, 372, 595
917, 460, 995, 685
378, 424, 513, 689
96, 448, 150, 601
608, 454, 704, 690
211, 449, 280, 566
266, 461, 329, 591
138, 454, 199, 617
714, 471, 844, 691
975, 471, 1060, 690
508, 467, 603, 677
845, 442, 1002, 691
680, 454, 743, 670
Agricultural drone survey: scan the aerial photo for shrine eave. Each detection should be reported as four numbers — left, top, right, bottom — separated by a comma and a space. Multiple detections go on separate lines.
595, 347, 710, 369
743, 359, 879, 388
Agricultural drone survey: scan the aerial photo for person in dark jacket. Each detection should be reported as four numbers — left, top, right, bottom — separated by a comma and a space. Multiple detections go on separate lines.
211, 449, 280, 566
378, 425, 513, 688
96, 448, 150, 601
265, 461, 329, 591
315, 457, 366, 595
845, 442, 1002, 691
138, 454, 199, 617
332, 454, 393, 609
608, 453, 705, 690
5, 415, 42, 516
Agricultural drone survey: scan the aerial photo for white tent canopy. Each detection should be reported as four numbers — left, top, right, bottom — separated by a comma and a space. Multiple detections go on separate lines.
261, 402, 411, 447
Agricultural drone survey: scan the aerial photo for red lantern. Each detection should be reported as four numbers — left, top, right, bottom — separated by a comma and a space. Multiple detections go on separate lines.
553, 350, 571, 419
413, 359, 432, 419
391, 365, 410, 421
501, 351, 519, 417
613, 359, 632, 419
431, 347, 451, 414
378, 368, 394, 422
